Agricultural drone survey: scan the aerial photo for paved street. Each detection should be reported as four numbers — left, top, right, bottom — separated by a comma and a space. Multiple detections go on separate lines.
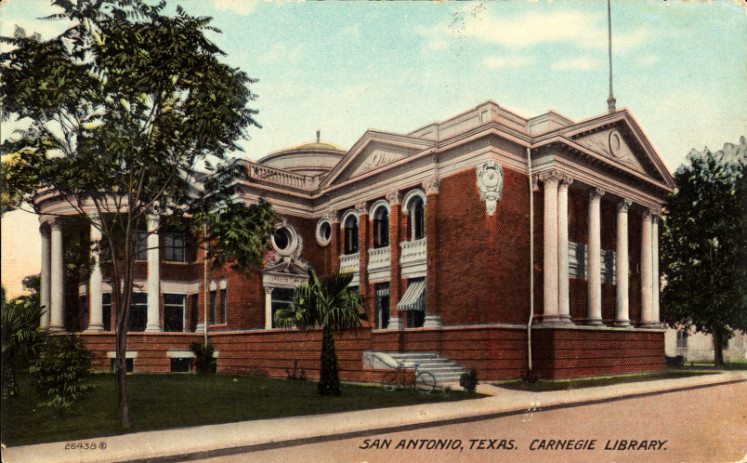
197, 381, 747, 463
5, 372, 745, 463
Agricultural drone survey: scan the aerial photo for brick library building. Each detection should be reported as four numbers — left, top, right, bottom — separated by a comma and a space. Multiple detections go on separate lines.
34, 101, 675, 381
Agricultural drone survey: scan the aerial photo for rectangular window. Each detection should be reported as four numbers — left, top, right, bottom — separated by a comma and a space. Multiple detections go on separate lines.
129, 292, 147, 332
219, 288, 227, 324
374, 216, 389, 248
209, 290, 217, 325
376, 283, 390, 329
102, 293, 112, 331
189, 294, 199, 332
163, 231, 186, 262
164, 294, 186, 332
404, 278, 426, 328
345, 225, 359, 254
135, 230, 149, 260
110, 358, 134, 372
170, 358, 193, 373
271, 288, 295, 328
676, 331, 688, 348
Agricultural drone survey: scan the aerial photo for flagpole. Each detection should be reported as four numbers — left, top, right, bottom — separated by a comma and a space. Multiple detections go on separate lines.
607, 0, 616, 112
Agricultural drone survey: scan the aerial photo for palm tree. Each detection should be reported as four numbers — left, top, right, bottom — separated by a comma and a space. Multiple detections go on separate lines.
1, 283, 46, 398
274, 269, 364, 396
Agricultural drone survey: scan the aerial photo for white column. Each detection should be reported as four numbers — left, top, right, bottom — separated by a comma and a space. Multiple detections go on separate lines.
145, 213, 161, 332
557, 176, 573, 324
615, 199, 632, 327
49, 218, 65, 330
40, 223, 51, 329
652, 213, 660, 326
541, 172, 560, 322
640, 210, 653, 327
587, 188, 604, 325
86, 216, 104, 331
264, 287, 273, 329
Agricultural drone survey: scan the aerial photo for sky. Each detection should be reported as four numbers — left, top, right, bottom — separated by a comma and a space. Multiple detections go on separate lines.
1, 0, 745, 297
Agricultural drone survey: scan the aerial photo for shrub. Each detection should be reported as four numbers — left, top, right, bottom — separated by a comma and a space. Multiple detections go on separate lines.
28, 336, 94, 411
521, 369, 540, 383
459, 369, 479, 393
191, 342, 217, 374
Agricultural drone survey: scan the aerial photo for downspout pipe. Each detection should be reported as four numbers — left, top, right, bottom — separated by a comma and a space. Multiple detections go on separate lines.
203, 223, 209, 347
527, 146, 534, 373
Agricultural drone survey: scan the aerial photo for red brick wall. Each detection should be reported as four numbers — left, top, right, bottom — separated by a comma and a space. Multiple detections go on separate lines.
79, 326, 664, 380
207, 265, 265, 330
285, 215, 328, 275
437, 167, 531, 325
532, 328, 664, 378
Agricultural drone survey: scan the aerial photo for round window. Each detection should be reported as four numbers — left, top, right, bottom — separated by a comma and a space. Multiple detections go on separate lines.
273, 228, 291, 251
271, 223, 299, 256
316, 219, 332, 246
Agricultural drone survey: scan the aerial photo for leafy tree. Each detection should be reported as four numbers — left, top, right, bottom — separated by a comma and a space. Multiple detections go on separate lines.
190, 342, 217, 374
1, 277, 46, 398
1, 0, 276, 428
29, 335, 94, 412
661, 137, 747, 366
274, 269, 364, 396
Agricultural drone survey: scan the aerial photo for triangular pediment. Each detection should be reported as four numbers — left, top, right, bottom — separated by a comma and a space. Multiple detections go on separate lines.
557, 110, 675, 188
573, 128, 646, 174
321, 131, 435, 187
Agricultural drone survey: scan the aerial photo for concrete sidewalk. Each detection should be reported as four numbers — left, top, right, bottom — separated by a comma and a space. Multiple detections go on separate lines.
3, 371, 745, 463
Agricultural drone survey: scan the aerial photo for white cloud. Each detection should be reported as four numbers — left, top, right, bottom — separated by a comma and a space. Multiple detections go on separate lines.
552, 57, 599, 71
212, 0, 258, 16
484, 55, 534, 68
422, 8, 650, 53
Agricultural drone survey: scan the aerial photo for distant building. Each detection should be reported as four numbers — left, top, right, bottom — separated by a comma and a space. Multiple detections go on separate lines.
665, 329, 747, 362
34, 101, 675, 380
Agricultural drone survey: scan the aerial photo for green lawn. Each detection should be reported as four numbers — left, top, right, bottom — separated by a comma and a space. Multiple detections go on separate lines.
1, 373, 480, 447
682, 360, 747, 370
493, 370, 716, 392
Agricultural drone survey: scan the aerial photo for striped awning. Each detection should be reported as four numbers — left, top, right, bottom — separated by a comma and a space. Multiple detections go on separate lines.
397, 280, 426, 312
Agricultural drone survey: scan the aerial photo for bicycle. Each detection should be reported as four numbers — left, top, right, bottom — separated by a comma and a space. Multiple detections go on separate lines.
381, 360, 437, 394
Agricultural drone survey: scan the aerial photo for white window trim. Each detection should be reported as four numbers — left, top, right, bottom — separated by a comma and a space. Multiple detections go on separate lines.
315, 218, 332, 246
163, 292, 187, 333
402, 189, 426, 241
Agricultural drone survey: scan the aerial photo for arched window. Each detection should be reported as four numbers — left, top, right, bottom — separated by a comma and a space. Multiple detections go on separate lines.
372, 203, 390, 248
343, 213, 359, 254
403, 191, 426, 241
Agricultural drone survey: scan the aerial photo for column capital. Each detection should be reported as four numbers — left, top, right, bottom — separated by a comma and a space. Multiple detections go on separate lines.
355, 201, 368, 216
617, 198, 633, 213
537, 169, 563, 187
264, 286, 273, 295
49, 216, 65, 228
589, 187, 606, 201
559, 173, 574, 187
649, 208, 661, 221
642, 209, 654, 221
386, 191, 402, 206
423, 177, 441, 195
327, 209, 340, 223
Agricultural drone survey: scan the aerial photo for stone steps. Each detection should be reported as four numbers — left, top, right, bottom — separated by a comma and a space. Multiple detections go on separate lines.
366, 351, 467, 386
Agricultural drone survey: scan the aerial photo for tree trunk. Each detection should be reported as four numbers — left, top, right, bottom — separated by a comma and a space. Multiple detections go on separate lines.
713, 330, 725, 367
317, 325, 341, 396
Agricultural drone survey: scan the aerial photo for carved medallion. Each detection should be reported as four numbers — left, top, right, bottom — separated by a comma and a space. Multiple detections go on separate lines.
477, 161, 504, 216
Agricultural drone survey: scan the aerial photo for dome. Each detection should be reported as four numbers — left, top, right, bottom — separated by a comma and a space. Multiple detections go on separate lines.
259, 134, 346, 176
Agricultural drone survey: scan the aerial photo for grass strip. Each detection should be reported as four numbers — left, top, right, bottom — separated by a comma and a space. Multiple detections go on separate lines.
1, 373, 480, 447
493, 370, 716, 392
